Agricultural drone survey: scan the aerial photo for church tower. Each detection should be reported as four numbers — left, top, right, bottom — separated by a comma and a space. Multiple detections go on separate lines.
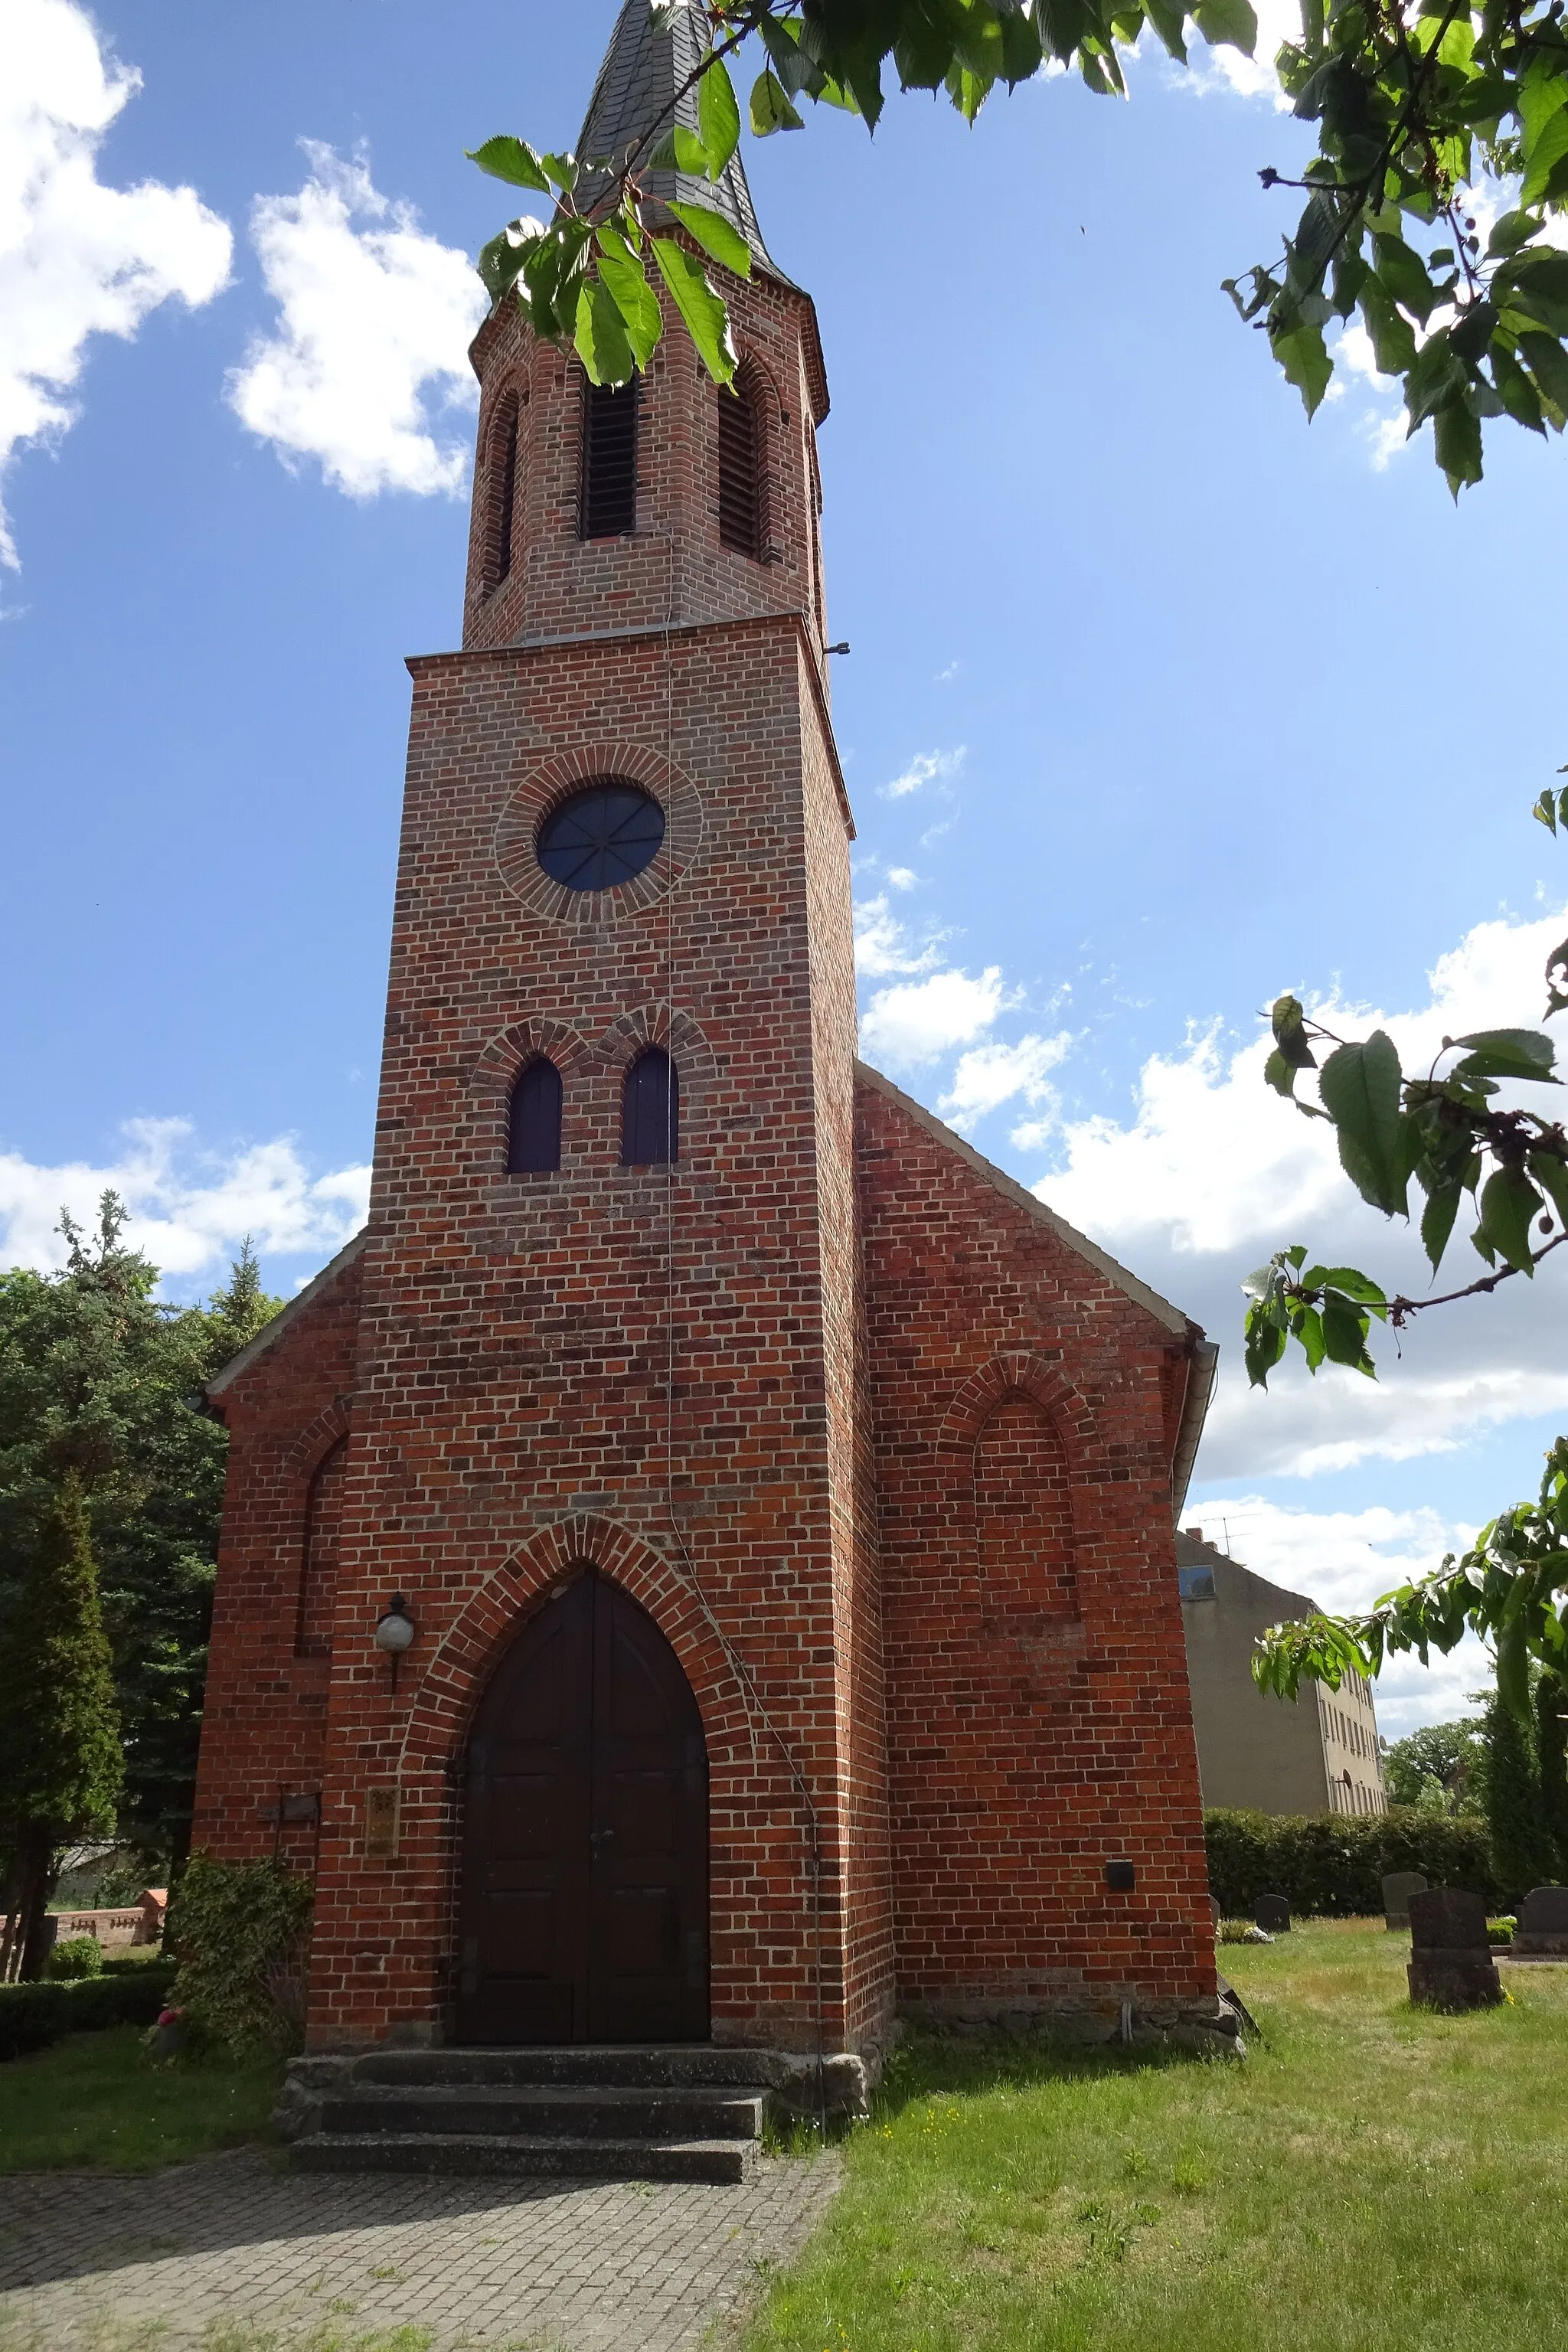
193, 0, 1226, 2137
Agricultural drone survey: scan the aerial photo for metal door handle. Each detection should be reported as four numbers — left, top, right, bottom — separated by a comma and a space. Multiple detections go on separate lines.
590, 1827, 616, 1854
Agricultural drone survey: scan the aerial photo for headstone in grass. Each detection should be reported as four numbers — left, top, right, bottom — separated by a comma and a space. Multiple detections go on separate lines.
1210, 1896, 1221, 1932
1254, 1894, 1291, 1934
1511, 1885, 1568, 1959
1406, 1886, 1501, 2010
1381, 1870, 1428, 1931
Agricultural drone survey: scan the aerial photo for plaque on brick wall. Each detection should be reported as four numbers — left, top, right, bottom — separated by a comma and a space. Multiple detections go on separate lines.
365, 1785, 400, 1860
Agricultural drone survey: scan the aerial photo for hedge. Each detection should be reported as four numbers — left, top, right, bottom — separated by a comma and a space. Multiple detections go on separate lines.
0, 1958, 178, 2063
1204, 1807, 1498, 1917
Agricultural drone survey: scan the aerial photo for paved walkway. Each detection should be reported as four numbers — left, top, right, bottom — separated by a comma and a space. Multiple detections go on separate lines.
0, 2148, 840, 2352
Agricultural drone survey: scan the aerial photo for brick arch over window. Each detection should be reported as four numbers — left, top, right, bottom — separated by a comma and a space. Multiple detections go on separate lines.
494, 740, 705, 926
936, 1353, 1094, 1479
972, 1393, 1077, 1622
394, 1516, 755, 1793
466, 1015, 591, 1172
595, 1006, 716, 1164
297, 1432, 349, 1658
481, 381, 524, 594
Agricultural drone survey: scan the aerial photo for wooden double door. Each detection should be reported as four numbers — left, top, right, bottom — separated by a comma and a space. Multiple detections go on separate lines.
456, 1570, 710, 2043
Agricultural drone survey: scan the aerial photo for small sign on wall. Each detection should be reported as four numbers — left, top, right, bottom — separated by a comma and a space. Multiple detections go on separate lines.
365, 1784, 400, 1860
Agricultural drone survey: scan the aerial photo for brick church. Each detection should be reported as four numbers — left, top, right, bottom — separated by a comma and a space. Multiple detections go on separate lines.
192, 0, 1226, 2100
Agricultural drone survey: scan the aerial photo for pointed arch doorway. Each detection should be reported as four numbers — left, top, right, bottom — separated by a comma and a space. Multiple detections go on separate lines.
456, 1570, 710, 2043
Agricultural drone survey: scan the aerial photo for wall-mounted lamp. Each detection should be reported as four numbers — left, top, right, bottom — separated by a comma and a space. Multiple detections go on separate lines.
374, 1593, 416, 1687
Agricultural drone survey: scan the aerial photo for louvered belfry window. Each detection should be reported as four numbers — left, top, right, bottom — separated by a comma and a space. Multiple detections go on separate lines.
580, 377, 638, 539
622, 1047, 678, 1166
508, 1056, 563, 1173
494, 404, 519, 586
717, 367, 763, 559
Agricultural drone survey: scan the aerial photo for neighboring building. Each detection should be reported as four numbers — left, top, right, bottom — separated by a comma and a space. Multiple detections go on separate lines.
1178, 1530, 1385, 1817
190, 0, 1227, 2071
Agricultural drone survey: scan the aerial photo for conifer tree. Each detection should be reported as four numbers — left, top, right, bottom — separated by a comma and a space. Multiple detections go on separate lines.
1481, 1685, 1553, 1906
0, 1475, 122, 1979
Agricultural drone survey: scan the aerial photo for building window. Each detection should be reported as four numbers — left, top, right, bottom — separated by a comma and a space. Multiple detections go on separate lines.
717, 363, 766, 559
492, 397, 520, 587
508, 1056, 563, 1173
580, 377, 638, 539
622, 1047, 678, 1165
296, 1436, 348, 1658
536, 779, 665, 892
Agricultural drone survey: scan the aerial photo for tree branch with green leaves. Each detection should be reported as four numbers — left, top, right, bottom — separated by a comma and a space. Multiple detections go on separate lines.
1243, 784, 1568, 1388
1253, 1436, 1568, 1719
470, 0, 1568, 488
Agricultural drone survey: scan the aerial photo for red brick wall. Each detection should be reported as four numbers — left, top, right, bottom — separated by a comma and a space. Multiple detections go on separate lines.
191, 1244, 364, 1877
854, 1068, 1215, 2024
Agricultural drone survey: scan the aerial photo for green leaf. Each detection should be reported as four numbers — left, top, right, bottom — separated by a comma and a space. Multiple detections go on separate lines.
651, 236, 737, 385
476, 224, 536, 307
1313, 1266, 1388, 1311
1420, 1179, 1462, 1270
1433, 395, 1483, 497
1265, 1048, 1300, 1097
1358, 274, 1417, 375
1273, 320, 1332, 417
1270, 993, 1318, 1068
1318, 1031, 1407, 1217
1449, 1027, 1558, 1083
1487, 207, 1537, 259
1498, 1607, 1531, 1723
1321, 1295, 1376, 1375
999, 1, 1048, 79
1405, 329, 1468, 430
671, 124, 711, 175
1491, 342, 1547, 435
1520, 331, 1568, 426
751, 68, 805, 134
698, 55, 743, 178
466, 136, 553, 194
1295, 1305, 1327, 1370
1528, 1147, 1568, 1233
667, 199, 753, 279
1520, 56, 1568, 206
574, 275, 636, 389
595, 227, 663, 370
1194, 0, 1259, 51
1372, 234, 1437, 323
1478, 1165, 1544, 1274
1504, 253, 1568, 338
1243, 1301, 1288, 1388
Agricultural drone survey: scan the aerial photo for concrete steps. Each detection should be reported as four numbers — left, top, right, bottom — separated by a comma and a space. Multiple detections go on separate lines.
281, 2046, 780, 2184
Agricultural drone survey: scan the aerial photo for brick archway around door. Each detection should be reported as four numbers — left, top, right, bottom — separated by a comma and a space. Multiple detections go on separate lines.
387, 1514, 825, 2047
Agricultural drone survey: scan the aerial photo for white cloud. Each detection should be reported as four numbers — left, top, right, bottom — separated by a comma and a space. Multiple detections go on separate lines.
886, 866, 918, 892
1183, 1494, 1490, 1737
0, 1118, 370, 1283
853, 893, 942, 979
0, 0, 233, 567
1187, 0, 1300, 103
1030, 900, 1568, 1480
861, 965, 1011, 1068
881, 746, 965, 801
939, 1031, 1073, 1132
227, 142, 488, 498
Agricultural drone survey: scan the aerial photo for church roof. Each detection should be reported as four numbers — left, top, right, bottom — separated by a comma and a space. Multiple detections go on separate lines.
854, 1059, 1217, 1517
577, 0, 783, 281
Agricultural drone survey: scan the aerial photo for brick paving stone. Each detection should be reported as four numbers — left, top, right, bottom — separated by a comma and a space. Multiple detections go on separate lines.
0, 2148, 841, 2352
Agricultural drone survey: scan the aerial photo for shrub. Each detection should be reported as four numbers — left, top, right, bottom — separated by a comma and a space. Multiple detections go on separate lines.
45, 1934, 103, 1980
0, 1959, 177, 2063
1204, 1807, 1499, 1916
167, 1856, 313, 2053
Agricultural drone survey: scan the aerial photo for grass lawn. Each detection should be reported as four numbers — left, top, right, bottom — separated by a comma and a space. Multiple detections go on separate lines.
0, 2026, 285, 2173
743, 1919, 1568, 2352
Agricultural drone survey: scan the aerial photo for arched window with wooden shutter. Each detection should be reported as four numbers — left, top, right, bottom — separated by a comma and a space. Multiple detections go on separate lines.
507, 1056, 563, 1173
488, 392, 521, 590
579, 377, 639, 539
622, 1047, 678, 1166
717, 361, 766, 560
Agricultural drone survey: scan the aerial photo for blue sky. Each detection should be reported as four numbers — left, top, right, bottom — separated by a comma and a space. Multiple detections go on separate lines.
4, 0, 1566, 1733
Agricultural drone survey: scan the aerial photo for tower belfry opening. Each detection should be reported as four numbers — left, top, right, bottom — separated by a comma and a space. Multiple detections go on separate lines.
191, 0, 1227, 2162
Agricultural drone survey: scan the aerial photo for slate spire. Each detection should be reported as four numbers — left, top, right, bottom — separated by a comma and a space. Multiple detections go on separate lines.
577, 0, 784, 279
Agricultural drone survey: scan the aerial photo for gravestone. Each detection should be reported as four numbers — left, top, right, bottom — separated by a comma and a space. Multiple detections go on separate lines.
1254, 1894, 1291, 1935
1406, 1886, 1501, 2009
1381, 1870, 1428, 1932
1511, 1884, 1568, 1959
1210, 1896, 1222, 1931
